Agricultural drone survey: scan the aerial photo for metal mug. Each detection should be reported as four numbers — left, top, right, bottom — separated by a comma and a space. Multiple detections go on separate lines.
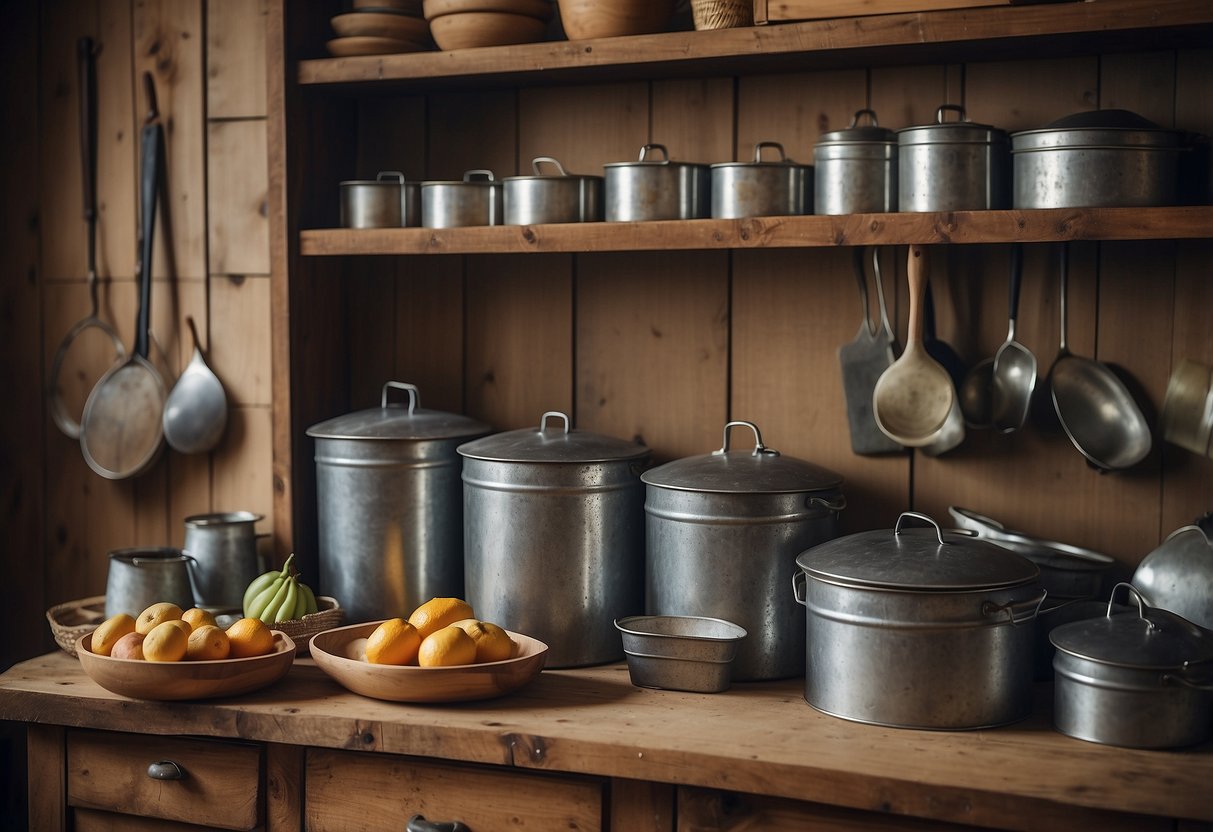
182, 511, 265, 612
105, 547, 197, 618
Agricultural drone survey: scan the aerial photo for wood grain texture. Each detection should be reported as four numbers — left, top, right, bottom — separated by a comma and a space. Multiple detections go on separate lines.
210, 274, 272, 406
266, 742, 305, 832
207, 119, 271, 276
28, 725, 66, 832
4, 652, 1211, 828
207, 0, 269, 119
74, 806, 219, 831
612, 779, 674, 832
393, 258, 467, 414
519, 82, 652, 175
212, 406, 274, 523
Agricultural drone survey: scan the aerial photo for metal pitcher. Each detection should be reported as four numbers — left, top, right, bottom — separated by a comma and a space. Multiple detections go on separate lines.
105, 547, 196, 618
182, 511, 265, 612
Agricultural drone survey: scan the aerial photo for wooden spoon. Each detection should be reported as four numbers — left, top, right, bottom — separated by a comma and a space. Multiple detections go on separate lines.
872, 245, 955, 447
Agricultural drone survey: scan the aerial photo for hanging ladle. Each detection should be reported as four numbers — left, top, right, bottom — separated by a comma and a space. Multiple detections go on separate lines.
163, 316, 228, 454
1049, 243, 1152, 471
873, 245, 955, 447
991, 243, 1037, 432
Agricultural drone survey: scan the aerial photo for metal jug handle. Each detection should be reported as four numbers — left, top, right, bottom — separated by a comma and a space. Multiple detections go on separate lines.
713, 420, 780, 458
982, 588, 1048, 626
894, 511, 947, 544
531, 156, 568, 176
177, 553, 203, 606
382, 381, 420, 414
539, 411, 570, 434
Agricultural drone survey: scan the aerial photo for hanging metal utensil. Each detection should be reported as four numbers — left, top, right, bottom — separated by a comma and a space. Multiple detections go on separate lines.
838, 247, 902, 455
163, 316, 228, 454
48, 37, 126, 439
992, 243, 1038, 432
79, 72, 167, 479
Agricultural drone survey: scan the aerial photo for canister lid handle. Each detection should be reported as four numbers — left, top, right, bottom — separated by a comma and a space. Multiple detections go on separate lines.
382, 381, 419, 415
540, 411, 570, 434
376, 171, 405, 184
637, 143, 670, 164
752, 141, 787, 163
1106, 581, 1155, 628
894, 511, 947, 544
713, 420, 780, 458
936, 104, 969, 124
531, 156, 569, 176
849, 108, 880, 128
463, 169, 495, 182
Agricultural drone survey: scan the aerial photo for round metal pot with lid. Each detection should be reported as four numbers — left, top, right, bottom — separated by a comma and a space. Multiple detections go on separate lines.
604, 143, 710, 221
503, 156, 604, 225
794, 512, 1045, 730
1051, 583, 1213, 749
306, 382, 491, 623
458, 411, 650, 667
1011, 109, 1187, 208
898, 104, 1010, 211
421, 170, 503, 228
813, 109, 898, 214
339, 171, 421, 228
710, 141, 813, 219
642, 421, 844, 681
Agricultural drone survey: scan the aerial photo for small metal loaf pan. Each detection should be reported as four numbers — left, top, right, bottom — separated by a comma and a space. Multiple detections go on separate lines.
615, 615, 747, 693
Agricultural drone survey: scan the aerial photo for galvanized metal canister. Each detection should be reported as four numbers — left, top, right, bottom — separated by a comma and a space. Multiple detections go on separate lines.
504, 156, 604, 224
458, 411, 650, 667
710, 141, 813, 219
604, 143, 710, 221
306, 382, 490, 623
421, 170, 503, 227
898, 105, 1010, 212
813, 109, 898, 215
642, 421, 845, 681
339, 171, 421, 228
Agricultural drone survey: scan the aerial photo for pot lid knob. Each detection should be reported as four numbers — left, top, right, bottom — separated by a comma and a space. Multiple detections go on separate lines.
382, 381, 419, 414
712, 420, 780, 459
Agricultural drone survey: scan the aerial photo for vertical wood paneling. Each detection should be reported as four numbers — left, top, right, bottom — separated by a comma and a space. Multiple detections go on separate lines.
213, 406, 274, 525
652, 78, 735, 163
519, 82, 651, 174
97, 3, 138, 281
208, 119, 270, 275
210, 274, 272, 406
394, 259, 467, 414
206, 0, 268, 119
737, 70, 866, 161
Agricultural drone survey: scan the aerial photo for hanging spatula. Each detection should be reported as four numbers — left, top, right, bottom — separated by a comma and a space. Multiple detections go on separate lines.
838, 247, 903, 454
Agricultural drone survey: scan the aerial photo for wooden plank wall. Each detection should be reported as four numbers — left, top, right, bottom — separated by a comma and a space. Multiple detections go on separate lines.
339, 46, 1212, 571
3, 0, 274, 668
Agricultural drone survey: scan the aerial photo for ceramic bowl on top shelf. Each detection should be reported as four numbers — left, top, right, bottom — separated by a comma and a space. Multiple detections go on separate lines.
75, 631, 295, 701
309, 620, 548, 703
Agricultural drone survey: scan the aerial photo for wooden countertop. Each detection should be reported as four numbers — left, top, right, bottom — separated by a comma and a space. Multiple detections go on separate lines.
2, 651, 1210, 830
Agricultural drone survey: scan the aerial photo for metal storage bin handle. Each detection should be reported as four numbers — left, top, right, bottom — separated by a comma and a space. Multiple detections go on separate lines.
713, 420, 779, 458
147, 760, 185, 780
849, 108, 880, 128
936, 104, 969, 124
791, 570, 807, 606
463, 169, 495, 182
808, 494, 847, 514
408, 814, 471, 832
752, 141, 787, 163
376, 171, 410, 226
1164, 663, 1213, 692
982, 588, 1047, 626
1106, 581, 1154, 627
539, 411, 570, 434
637, 143, 670, 163
894, 511, 946, 544
531, 156, 568, 176
382, 381, 419, 415
376, 171, 405, 184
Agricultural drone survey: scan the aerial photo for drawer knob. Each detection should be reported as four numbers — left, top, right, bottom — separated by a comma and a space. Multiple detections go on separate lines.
407, 814, 471, 832
146, 760, 186, 781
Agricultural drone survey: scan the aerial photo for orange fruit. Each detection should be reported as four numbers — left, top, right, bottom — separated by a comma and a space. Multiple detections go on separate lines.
181, 608, 217, 632
143, 620, 189, 662
451, 619, 515, 663
136, 602, 184, 635
110, 631, 145, 660
365, 618, 422, 665
226, 617, 275, 658
186, 625, 231, 661
407, 597, 474, 640
91, 613, 137, 657
417, 625, 477, 667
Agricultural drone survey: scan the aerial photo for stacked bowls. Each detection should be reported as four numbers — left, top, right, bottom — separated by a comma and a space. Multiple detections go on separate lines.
328, 2, 433, 56
423, 0, 554, 50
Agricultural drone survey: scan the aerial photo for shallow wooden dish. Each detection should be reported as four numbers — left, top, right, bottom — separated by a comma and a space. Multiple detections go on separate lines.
428, 11, 549, 50
326, 36, 430, 57
422, 0, 553, 21
310, 620, 548, 703
76, 631, 295, 701
331, 11, 432, 40
354, 0, 425, 12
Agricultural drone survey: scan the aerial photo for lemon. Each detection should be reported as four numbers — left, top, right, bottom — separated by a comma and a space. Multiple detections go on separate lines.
407, 597, 474, 640
226, 617, 275, 658
91, 614, 137, 657
135, 602, 184, 635
451, 619, 515, 663
417, 625, 477, 667
365, 618, 421, 665
186, 625, 231, 661
143, 620, 189, 662
181, 608, 217, 632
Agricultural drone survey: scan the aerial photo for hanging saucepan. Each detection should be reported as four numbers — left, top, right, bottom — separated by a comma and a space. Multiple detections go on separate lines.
794, 511, 1045, 730
1051, 582, 1213, 749
79, 72, 167, 480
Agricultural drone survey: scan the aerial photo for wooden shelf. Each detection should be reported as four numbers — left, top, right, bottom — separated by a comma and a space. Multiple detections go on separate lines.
301, 206, 1213, 256
296, 0, 1213, 90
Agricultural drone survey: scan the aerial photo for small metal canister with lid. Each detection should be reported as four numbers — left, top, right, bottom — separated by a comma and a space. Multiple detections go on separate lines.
339, 171, 421, 228
898, 104, 1010, 211
604, 143, 710, 221
813, 109, 898, 214
503, 156, 604, 225
710, 141, 813, 218
421, 170, 503, 228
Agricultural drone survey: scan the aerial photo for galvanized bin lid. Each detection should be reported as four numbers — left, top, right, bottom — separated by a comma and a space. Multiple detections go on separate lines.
815, 109, 897, 147
710, 141, 810, 170
796, 512, 1039, 592
503, 156, 603, 183
642, 421, 841, 494
897, 104, 1008, 146
457, 411, 649, 463
306, 382, 490, 441
1011, 109, 1186, 152
604, 143, 707, 170
1050, 583, 1213, 670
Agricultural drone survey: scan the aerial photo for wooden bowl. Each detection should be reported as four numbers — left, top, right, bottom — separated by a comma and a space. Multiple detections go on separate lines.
76, 631, 295, 701
353, 0, 425, 12
428, 11, 549, 50
326, 36, 432, 57
309, 620, 548, 703
556, 0, 675, 39
422, 0, 554, 21
331, 11, 432, 40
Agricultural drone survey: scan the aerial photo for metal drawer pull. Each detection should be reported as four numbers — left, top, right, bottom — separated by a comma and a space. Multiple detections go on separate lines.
407, 814, 471, 832
146, 760, 185, 781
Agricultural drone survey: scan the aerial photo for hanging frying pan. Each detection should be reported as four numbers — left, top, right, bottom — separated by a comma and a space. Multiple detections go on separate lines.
79, 73, 167, 479
48, 37, 126, 439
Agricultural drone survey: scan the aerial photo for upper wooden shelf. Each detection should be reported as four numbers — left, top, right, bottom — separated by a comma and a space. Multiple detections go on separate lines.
300, 206, 1213, 256
297, 0, 1213, 90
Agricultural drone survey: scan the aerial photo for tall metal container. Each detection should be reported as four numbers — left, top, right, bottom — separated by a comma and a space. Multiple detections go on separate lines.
642, 421, 845, 681
458, 411, 650, 667
897, 104, 1009, 212
813, 109, 898, 215
306, 382, 490, 623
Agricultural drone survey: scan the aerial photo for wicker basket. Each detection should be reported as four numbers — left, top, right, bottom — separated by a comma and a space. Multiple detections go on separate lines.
47, 596, 109, 657
691, 0, 752, 29
272, 596, 343, 655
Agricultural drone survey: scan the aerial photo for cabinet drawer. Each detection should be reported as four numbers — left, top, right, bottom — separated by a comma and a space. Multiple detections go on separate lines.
67, 729, 262, 830
307, 748, 604, 831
